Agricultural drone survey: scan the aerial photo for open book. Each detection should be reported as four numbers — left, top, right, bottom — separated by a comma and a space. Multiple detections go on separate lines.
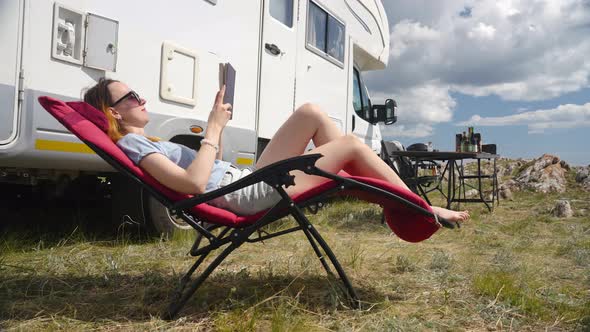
219, 62, 236, 119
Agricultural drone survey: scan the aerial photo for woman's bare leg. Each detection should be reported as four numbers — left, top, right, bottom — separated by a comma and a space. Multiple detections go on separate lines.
284, 134, 470, 222
431, 206, 470, 221
256, 103, 342, 168
255, 104, 469, 222
285, 134, 410, 195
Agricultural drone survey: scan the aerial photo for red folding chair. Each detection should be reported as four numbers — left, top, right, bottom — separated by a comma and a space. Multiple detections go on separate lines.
38, 96, 459, 319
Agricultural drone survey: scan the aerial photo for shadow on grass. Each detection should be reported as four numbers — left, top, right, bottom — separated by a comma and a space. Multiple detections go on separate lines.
0, 196, 157, 253
0, 268, 387, 323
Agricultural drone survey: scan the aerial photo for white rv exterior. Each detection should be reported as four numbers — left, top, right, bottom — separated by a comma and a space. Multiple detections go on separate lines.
0, 0, 392, 230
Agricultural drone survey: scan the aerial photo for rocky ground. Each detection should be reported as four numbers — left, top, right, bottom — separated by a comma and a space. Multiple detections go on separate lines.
479, 154, 589, 217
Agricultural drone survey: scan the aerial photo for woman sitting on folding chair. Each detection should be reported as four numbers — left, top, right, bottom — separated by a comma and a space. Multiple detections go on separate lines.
83, 78, 469, 221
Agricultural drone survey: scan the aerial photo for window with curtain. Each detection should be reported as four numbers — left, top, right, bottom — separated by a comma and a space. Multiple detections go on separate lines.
270, 0, 293, 28
307, 2, 326, 52
306, 1, 345, 65
327, 16, 344, 62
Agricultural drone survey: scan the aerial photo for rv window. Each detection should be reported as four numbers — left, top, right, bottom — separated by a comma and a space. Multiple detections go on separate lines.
307, 2, 327, 52
306, 1, 345, 65
270, 0, 293, 28
327, 16, 344, 62
353, 69, 363, 113
362, 82, 372, 120
353, 68, 372, 122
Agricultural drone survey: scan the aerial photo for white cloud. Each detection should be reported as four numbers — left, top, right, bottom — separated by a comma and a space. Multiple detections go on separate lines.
467, 22, 496, 40
390, 20, 440, 58
452, 51, 590, 101
373, 83, 456, 138
380, 123, 435, 139
457, 102, 590, 133
365, 0, 590, 136
495, 0, 521, 17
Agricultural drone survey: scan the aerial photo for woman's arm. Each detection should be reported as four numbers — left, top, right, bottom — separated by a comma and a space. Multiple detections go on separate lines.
139, 126, 221, 194
217, 128, 224, 160
138, 86, 232, 194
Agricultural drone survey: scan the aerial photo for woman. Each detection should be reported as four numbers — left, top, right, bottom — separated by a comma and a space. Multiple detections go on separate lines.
83, 78, 469, 221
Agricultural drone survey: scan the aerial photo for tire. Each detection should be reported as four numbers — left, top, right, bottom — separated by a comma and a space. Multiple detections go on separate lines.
110, 174, 192, 236
109, 174, 146, 232
143, 189, 193, 235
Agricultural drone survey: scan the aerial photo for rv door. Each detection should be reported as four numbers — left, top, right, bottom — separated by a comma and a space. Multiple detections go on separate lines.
0, 0, 23, 145
258, 0, 298, 139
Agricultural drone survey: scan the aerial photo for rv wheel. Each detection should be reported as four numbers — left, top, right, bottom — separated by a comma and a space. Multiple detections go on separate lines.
143, 190, 193, 235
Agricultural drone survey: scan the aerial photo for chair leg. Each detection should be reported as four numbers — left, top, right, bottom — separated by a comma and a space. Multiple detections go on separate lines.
300, 225, 334, 275
306, 223, 361, 309
290, 208, 361, 309
416, 185, 432, 205
163, 241, 239, 320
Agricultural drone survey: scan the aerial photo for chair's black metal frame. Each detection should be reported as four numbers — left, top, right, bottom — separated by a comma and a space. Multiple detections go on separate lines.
87, 141, 457, 320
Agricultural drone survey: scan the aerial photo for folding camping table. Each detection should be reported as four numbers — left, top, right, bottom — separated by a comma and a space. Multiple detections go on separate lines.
385, 151, 500, 211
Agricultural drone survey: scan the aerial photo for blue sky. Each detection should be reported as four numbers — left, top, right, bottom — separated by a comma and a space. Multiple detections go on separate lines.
365, 0, 590, 165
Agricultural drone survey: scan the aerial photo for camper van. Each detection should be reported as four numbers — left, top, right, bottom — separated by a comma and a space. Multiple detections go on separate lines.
0, 0, 396, 232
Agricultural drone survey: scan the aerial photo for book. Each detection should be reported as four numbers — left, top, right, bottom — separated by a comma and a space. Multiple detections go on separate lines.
220, 62, 236, 119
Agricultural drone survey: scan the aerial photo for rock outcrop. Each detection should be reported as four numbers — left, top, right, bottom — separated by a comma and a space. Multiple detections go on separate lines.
513, 154, 568, 193
498, 186, 513, 200
444, 154, 583, 195
575, 166, 590, 191
552, 200, 574, 218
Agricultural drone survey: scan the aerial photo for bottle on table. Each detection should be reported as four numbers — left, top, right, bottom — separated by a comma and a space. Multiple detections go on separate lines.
470, 127, 476, 152
455, 134, 462, 152
475, 133, 482, 153
461, 132, 467, 152
467, 127, 474, 152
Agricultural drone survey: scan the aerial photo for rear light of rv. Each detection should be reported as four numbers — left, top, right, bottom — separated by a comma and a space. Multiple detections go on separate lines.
189, 126, 204, 134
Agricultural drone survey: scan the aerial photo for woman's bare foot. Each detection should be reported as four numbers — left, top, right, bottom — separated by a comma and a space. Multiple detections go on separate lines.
431, 206, 470, 222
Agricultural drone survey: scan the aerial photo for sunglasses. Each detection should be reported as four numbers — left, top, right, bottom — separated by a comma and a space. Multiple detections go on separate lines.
111, 90, 142, 107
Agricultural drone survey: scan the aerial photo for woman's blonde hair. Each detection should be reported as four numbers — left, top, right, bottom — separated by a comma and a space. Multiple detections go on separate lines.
83, 78, 159, 142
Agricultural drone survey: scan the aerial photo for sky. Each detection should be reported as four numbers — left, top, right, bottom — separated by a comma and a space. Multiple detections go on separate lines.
364, 0, 590, 166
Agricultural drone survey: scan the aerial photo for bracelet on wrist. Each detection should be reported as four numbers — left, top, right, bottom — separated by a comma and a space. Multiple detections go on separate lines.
200, 138, 219, 152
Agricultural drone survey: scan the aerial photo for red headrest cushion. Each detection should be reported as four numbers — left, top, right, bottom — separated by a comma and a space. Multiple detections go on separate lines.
65, 101, 109, 133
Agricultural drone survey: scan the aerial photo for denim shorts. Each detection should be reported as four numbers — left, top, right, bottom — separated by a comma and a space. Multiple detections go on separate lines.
209, 165, 281, 215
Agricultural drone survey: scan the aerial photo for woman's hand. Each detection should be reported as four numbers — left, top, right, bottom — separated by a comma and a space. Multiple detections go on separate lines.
207, 85, 233, 131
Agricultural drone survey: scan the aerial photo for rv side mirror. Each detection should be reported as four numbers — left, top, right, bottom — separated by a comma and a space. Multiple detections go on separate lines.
383, 99, 397, 125
371, 99, 397, 125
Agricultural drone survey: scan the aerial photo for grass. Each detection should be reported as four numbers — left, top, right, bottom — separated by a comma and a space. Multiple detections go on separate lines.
1, 176, 589, 331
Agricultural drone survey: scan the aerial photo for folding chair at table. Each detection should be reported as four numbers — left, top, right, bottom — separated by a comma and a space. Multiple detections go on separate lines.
381, 140, 444, 205
38, 96, 460, 319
